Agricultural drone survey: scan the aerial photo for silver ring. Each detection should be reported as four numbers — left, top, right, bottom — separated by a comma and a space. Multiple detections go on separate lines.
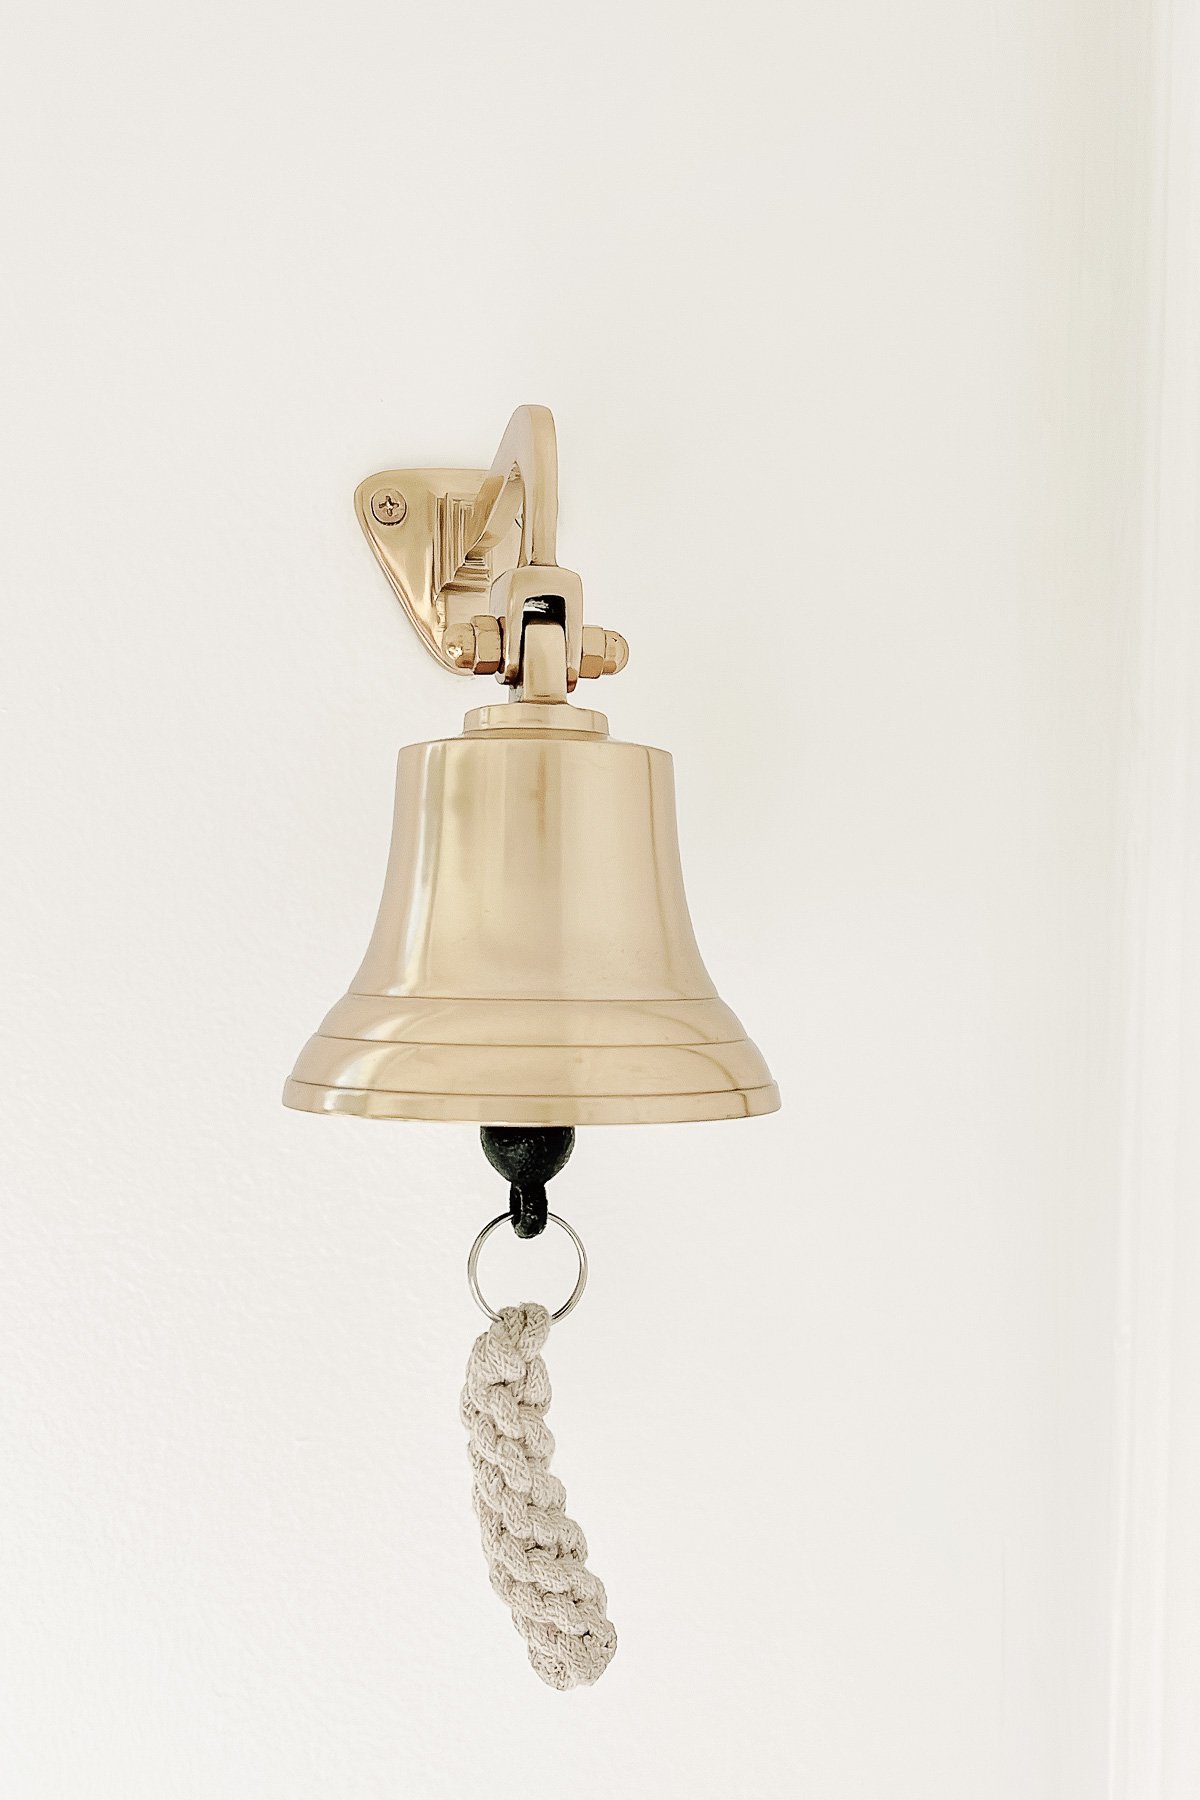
466, 1211, 589, 1324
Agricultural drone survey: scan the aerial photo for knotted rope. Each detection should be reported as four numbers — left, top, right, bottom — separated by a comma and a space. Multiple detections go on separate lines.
461, 1302, 617, 1688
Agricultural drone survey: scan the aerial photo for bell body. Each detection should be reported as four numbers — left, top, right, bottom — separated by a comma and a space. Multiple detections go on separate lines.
284, 707, 779, 1125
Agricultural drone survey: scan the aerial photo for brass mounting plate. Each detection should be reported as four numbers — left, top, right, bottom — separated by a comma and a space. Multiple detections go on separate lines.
354, 468, 524, 676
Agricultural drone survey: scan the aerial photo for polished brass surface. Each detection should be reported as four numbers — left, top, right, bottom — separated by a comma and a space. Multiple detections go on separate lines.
369, 487, 407, 526
579, 626, 629, 679
284, 699, 779, 1124
444, 615, 503, 675
355, 405, 627, 686
286, 404, 778, 1127
465, 401, 560, 570
444, 613, 627, 685
490, 566, 584, 688
353, 467, 516, 676
462, 698, 611, 737
515, 619, 570, 703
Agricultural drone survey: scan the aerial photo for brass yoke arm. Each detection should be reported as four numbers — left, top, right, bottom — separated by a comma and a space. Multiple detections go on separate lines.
466, 404, 559, 570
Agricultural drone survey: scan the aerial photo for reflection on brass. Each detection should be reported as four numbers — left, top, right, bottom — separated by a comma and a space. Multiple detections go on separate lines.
285, 407, 778, 1127
354, 404, 625, 683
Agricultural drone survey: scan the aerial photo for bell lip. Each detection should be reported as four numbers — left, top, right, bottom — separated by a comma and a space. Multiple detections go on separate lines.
282, 1077, 780, 1126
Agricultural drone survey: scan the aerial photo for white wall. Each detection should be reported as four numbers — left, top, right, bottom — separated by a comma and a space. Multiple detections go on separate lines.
0, 2, 1181, 1796
1108, 0, 1200, 1792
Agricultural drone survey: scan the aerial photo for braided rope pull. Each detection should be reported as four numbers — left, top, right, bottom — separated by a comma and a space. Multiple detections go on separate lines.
461, 1303, 617, 1689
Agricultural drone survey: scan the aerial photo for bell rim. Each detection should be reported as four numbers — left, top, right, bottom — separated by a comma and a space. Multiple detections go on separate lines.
282, 1077, 781, 1126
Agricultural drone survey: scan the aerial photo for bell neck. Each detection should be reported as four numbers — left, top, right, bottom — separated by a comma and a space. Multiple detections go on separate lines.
461, 698, 609, 740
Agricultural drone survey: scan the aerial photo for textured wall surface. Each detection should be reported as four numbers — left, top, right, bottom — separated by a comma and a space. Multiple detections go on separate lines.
0, 2, 1155, 1795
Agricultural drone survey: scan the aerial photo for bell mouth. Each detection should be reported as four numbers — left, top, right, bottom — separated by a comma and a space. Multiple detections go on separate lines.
281, 1085, 780, 1126
282, 994, 780, 1126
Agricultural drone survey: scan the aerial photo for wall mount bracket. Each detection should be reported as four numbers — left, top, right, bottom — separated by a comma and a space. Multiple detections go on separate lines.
354, 405, 627, 692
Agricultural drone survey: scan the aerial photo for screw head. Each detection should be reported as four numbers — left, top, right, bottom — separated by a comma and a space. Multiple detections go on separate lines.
370, 488, 407, 526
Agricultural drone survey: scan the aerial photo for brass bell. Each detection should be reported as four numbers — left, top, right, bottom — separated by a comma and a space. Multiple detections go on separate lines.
284, 406, 778, 1128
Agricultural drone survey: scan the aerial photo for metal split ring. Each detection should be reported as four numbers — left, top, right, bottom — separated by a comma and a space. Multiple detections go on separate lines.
466, 1210, 589, 1323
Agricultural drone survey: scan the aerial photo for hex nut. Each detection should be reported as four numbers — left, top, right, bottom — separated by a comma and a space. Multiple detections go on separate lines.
603, 631, 629, 675
444, 623, 478, 669
580, 626, 630, 678
469, 614, 504, 676
579, 625, 607, 680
